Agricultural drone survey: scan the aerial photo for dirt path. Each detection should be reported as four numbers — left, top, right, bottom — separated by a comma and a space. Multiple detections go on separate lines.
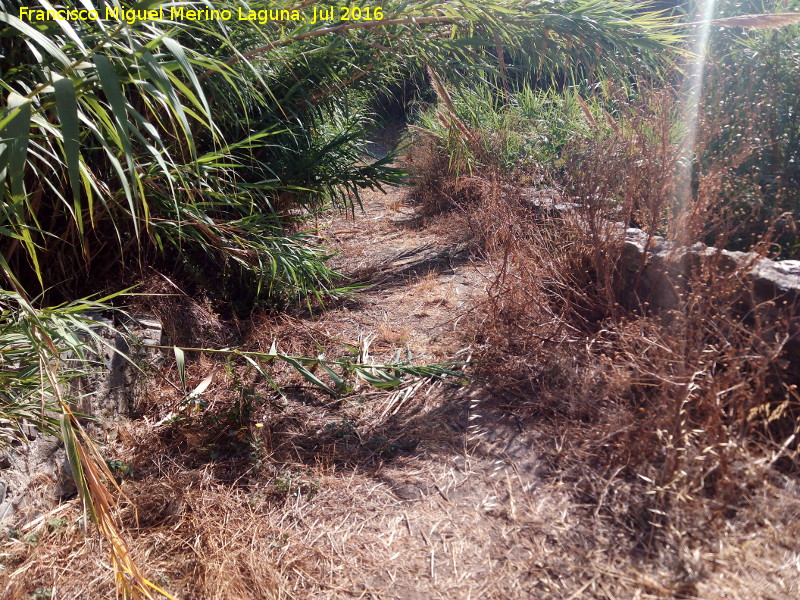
1, 184, 561, 600
272, 186, 800, 600
266, 187, 560, 599
318, 187, 479, 363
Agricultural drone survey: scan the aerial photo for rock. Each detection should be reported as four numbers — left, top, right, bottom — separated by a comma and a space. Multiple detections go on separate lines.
0, 437, 72, 528
750, 259, 800, 304
0, 314, 163, 532
520, 188, 800, 313
522, 189, 580, 214
619, 226, 800, 314
73, 314, 163, 424
526, 191, 798, 354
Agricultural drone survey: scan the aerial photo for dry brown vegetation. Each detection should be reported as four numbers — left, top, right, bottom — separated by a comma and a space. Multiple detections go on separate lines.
2, 98, 799, 598
3, 173, 800, 599
0, 189, 495, 600
6, 2, 800, 597
404, 88, 800, 598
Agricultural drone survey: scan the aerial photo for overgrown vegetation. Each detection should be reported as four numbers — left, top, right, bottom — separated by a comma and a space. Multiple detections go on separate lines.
406, 0, 800, 593
702, 0, 800, 253
412, 1, 800, 255
4, 0, 800, 597
0, 1, 680, 596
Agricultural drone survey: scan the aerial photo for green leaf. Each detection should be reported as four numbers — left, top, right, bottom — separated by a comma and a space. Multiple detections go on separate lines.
60, 412, 96, 522
320, 363, 348, 393
162, 36, 213, 125
93, 54, 140, 235
0, 13, 71, 67
53, 77, 84, 234
139, 50, 196, 161
280, 355, 336, 395
6, 93, 31, 202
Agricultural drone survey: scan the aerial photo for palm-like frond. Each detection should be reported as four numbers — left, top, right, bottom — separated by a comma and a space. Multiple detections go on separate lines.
708, 12, 800, 29
0, 1, 679, 301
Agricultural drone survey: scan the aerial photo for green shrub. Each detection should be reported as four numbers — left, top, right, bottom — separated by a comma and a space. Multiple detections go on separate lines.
699, 0, 800, 255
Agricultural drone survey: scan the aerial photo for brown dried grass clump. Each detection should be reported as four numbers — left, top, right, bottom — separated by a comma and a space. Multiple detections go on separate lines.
403, 134, 497, 218
0, 472, 312, 600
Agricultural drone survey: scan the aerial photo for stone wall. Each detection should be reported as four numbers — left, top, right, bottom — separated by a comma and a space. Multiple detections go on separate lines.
524, 189, 800, 316
619, 227, 800, 377
620, 227, 800, 311
524, 189, 800, 368
0, 315, 162, 531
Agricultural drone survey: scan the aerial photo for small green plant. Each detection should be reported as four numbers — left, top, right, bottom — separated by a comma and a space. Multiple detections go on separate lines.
366, 436, 420, 459
324, 416, 359, 442
273, 471, 320, 498
233, 386, 267, 426
105, 459, 133, 481
248, 434, 267, 471
409, 82, 610, 201
46, 518, 68, 533
169, 341, 465, 400
267, 532, 290, 551
699, 0, 800, 256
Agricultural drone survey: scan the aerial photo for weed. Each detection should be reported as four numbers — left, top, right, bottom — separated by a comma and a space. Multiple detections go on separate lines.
267, 533, 290, 551
105, 460, 133, 481
45, 519, 68, 533
323, 417, 359, 442
412, 66, 800, 583
247, 434, 267, 471
366, 435, 420, 459
272, 471, 320, 498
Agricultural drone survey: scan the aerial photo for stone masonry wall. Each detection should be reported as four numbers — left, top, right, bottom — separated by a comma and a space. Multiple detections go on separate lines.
0, 315, 162, 531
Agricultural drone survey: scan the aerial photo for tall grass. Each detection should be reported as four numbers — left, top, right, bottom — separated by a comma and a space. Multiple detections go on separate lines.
409, 65, 799, 568
411, 82, 604, 179
0, 0, 678, 300
700, 0, 800, 255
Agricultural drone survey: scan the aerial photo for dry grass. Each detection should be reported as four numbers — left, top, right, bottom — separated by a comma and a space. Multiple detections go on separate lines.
0, 186, 493, 600
376, 317, 413, 345
0, 419, 569, 599
2, 134, 798, 598
5, 447, 798, 599
418, 88, 800, 598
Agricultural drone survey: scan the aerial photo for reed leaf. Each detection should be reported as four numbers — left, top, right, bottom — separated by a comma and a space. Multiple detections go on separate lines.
709, 12, 800, 29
